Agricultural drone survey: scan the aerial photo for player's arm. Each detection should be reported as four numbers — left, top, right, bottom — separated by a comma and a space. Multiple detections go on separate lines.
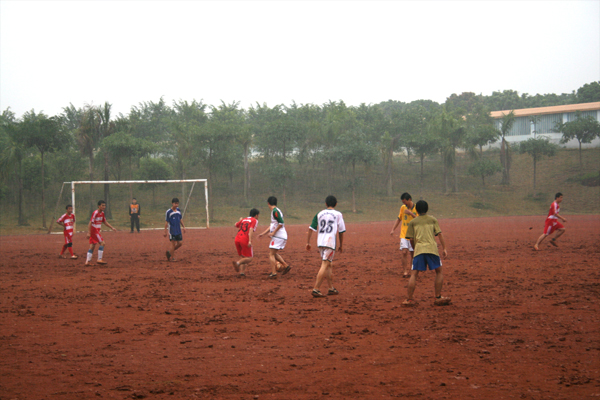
235, 218, 243, 228
248, 228, 253, 247
164, 221, 169, 237
404, 208, 417, 218
258, 226, 270, 237
437, 232, 447, 259
390, 218, 401, 235
337, 231, 344, 253
180, 219, 186, 233
104, 220, 117, 232
270, 223, 282, 237
306, 229, 314, 251
556, 212, 567, 223
87, 220, 92, 238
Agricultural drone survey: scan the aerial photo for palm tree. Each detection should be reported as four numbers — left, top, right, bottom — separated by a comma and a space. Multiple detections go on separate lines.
76, 106, 102, 215
98, 102, 115, 218
497, 111, 515, 185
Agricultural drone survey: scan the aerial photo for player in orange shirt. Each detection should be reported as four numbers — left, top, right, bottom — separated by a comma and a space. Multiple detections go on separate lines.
390, 192, 418, 278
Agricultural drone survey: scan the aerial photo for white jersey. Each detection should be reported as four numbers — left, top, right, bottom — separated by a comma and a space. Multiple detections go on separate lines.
309, 208, 346, 250
269, 206, 288, 240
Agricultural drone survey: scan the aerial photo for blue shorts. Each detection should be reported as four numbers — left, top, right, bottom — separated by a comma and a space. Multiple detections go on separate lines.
412, 254, 442, 271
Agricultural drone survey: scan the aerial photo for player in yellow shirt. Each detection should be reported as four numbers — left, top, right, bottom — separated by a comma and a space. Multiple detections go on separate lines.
390, 192, 418, 278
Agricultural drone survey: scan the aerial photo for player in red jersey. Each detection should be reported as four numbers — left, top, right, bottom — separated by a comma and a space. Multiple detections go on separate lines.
57, 204, 77, 259
86, 200, 117, 265
534, 192, 567, 251
232, 208, 259, 277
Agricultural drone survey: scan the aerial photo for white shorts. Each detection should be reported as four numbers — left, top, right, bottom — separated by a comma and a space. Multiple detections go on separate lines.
269, 237, 287, 250
400, 238, 414, 252
319, 247, 335, 262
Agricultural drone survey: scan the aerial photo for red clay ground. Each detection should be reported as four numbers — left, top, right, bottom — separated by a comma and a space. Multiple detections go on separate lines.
1, 215, 599, 400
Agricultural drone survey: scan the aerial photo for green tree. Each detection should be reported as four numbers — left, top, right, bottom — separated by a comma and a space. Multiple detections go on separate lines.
21, 110, 69, 228
555, 112, 600, 169
467, 158, 502, 186
518, 136, 559, 189
576, 81, 600, 103
0, 109, 29, 225
497, 111, 516, 185
76, 106, 102, 214
135, 157, 172, 207
98, 102, 116, 218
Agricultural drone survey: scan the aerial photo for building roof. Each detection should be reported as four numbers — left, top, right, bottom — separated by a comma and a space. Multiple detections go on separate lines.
490, 102, 600, 118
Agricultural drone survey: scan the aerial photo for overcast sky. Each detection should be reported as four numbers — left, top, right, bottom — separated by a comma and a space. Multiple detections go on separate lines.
1, 0, 599, 118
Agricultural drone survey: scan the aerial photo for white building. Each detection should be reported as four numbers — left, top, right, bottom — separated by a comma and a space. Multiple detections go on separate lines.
490, 102, 600, 148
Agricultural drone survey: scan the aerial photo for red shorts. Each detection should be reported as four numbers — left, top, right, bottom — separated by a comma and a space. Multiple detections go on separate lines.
235, 239, 253, 258
543, 219, 564, 235
64, 231, 73, 245
89, 230, 104, 244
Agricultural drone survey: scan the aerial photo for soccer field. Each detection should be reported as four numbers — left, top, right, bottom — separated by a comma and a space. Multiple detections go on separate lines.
1, 216, 599, 399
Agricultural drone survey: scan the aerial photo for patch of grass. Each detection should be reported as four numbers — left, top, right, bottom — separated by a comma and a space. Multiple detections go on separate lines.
568, 171, 600, 187
469, 201, 493, 210
524, 192, 549, 202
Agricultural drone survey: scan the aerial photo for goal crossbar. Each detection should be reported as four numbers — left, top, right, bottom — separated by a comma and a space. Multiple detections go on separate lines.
67, 179, 209, 232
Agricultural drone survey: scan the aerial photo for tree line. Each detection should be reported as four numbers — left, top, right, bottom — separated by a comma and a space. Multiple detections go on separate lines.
1, 82, 599, 227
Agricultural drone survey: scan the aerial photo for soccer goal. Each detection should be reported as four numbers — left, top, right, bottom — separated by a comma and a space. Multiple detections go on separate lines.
48, 179, 209, 233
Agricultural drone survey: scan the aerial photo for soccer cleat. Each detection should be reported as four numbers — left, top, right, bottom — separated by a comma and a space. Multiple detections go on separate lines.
97, 260, 107, 265
282, 265, 292, 275
312, 289, 326, 298
70, 255, 78, 259
327, 288, 339, 296
433, 297, 452, 306
268, 273, 277, 279
166, 251, 171, 261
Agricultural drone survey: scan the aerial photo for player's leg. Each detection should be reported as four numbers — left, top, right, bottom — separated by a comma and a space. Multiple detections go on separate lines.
86, 243, 96, 265
313, 260, 331, 293
268, 249, 279, 276
434, 265, 444, 298
550, 223, 565, 247
135, 218, 140, 233
97, 240, 107, 264
533, 233, 547, 250
130, 218, 134, 233
406, 270, 419, 300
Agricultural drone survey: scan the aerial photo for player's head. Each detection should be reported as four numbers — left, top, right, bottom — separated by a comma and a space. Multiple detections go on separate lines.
325, 195, 337, 208
65, 204, 73, 210
415, 200, 428, 215
132, 198, 137, 203
97, 200, 106, 207
401, 192, 412, 206
249, 208, 259, 218
171, 198, 179, 206
267, 196, 277, 206
555, 192, 563, 200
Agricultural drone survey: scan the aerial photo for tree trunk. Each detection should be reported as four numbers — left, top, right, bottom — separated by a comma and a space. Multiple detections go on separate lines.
533, 157, 537, 190
41, 151, 47, 228
17, 164, 27, 226
420, 153, 425, 191
452, 146, 458, 193
500, 138, 510, 185
89, 153, 94, 216
579, 140, 583, 169
243, 143, 249, 203
352, 161, 357, 213
386, 147, 393, 197
104, 151, 111, 219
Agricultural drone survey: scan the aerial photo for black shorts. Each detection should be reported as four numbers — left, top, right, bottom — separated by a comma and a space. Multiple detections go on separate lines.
170, 234, 183, 242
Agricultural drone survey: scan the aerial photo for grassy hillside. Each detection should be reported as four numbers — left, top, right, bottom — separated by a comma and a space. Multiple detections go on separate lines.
1, 147, 598, 236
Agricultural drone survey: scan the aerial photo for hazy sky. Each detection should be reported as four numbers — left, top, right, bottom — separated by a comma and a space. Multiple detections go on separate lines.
1, 0, 599, 117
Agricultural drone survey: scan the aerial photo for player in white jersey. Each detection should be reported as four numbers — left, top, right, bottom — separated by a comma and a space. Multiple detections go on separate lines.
306, 195, 346, 298
258, 196, 291, 278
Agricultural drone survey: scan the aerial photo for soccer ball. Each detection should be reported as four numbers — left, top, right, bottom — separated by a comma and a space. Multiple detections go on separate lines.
276, 262, 284, 272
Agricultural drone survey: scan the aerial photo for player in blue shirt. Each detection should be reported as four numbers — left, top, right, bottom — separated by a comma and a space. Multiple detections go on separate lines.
164, 198, 186, 261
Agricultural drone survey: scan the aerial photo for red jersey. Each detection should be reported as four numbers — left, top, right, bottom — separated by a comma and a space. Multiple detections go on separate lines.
90, 210, 106, 231
57, 213, 75, 233
235, 217, 258, 243
546, 201, 560, 221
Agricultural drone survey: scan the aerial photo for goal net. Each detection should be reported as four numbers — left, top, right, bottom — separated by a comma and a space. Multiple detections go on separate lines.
49, 179, 209, 233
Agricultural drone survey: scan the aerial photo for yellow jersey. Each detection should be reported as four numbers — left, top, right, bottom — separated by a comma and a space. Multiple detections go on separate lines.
398, 204, 418, 239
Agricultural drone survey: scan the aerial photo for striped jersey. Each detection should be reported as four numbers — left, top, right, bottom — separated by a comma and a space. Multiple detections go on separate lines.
57, 213, 75, 233
90, 210, 106, 231
269, 207, 287, 240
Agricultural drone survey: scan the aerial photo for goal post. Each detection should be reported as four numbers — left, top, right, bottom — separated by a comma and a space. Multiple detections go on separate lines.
62, 179, 209, 232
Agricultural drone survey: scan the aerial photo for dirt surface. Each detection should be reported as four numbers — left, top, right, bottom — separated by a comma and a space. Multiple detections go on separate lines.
1, 215, 599, 399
